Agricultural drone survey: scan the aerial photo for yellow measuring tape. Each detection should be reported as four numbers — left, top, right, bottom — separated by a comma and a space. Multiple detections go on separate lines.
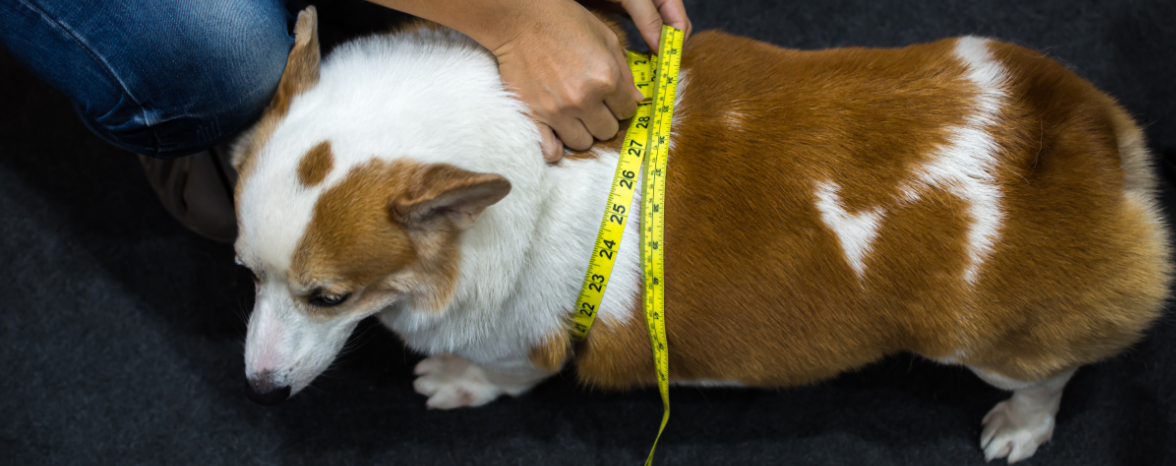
570, 25, 683, 466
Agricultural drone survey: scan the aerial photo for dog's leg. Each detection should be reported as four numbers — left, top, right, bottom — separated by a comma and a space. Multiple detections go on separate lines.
412, 353, 555, 409
967, 366, 1076, 463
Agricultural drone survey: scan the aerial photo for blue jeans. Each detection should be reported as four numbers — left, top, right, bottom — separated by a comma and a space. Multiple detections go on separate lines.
0, 0, 296, 158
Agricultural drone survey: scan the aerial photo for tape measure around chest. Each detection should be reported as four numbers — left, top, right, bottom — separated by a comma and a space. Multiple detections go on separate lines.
569, 25, 683, 466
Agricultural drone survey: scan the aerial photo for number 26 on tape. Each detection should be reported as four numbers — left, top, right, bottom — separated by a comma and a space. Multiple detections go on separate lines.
618, 169, 637, 190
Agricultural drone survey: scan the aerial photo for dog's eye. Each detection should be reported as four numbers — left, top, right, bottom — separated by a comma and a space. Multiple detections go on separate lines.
308, 291, 351, 307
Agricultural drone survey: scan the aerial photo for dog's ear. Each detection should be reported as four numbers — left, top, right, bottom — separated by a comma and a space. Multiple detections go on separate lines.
391, 165, 511, 231
272, 6, 321, 115
230, 7, 320, 173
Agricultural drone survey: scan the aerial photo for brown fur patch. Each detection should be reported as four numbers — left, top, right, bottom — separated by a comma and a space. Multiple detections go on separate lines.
292, 160, 431, 314
529, 332, 572, 372
951, 41, 1172, 380
297, 141, 334, 187
572, 34, 1170, 389
291, 160, 417, 312
290, 159, 509, 317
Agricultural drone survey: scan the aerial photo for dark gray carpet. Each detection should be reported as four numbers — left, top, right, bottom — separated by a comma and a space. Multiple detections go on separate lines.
2, 0, 1174, 464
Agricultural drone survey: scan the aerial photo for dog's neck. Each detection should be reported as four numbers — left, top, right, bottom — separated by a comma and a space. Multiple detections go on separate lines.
388, 149, 640, 362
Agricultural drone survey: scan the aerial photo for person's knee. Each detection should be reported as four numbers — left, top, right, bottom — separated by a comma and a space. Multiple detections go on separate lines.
82, 0, 295, 158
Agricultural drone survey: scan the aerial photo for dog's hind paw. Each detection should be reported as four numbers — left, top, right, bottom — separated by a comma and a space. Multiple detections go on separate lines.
413, 353, 503, 409
980, 399, 1055, 463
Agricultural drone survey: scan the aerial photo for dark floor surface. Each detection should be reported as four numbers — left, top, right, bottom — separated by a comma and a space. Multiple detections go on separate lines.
2, 0, 1175, 464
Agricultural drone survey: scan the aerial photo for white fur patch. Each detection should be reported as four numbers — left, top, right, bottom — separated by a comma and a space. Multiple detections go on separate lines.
668, 72, 689, 153
900, 36, 1009, 285
925, 349, 969, 365
814, 181, 885, 279
1111, 113, 1158, 193
721, 110, 745, 131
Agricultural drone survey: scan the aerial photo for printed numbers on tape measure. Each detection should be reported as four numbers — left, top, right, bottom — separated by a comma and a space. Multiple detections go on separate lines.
618, 169, 637, 190
636, 116, 650, 129
609, 205, 627, 224
580, 302, 595, 316
627, 138, 643, 156
588, 273, 605, 293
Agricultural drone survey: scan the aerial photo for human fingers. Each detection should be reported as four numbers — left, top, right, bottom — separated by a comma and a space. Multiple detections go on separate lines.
582, 104, 621, 142
550, 114, 595, 152
619, 0, 665, 52
534, 120, 564, 163
654, 0, 692, 38
557, 8, 632, 145
606, 46, 642, 119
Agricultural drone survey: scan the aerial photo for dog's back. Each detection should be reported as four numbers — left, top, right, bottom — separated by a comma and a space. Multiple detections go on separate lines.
574, 32, 1171, 389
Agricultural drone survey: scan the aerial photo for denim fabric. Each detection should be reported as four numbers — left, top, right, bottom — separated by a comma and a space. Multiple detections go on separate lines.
0, 0, 296, 158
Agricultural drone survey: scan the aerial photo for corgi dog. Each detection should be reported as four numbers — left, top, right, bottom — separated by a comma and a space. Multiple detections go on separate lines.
233, 7, 1170, 463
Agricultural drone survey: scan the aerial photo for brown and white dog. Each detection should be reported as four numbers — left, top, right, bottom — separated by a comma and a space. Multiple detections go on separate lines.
233, 7, 1170, 463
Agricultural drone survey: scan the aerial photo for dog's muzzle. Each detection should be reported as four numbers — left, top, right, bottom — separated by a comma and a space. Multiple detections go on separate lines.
246, 372, 291, 405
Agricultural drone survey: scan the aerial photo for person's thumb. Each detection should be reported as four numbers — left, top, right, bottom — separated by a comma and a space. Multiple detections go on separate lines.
536, 120, 563, 163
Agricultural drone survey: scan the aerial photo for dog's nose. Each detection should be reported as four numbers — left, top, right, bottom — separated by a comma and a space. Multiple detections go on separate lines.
245, 376, 291, 405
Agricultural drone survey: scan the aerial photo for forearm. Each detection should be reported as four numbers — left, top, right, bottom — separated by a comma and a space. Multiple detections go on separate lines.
363, 0, 549, 52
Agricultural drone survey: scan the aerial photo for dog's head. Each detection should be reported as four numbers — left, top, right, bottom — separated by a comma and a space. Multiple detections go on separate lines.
231, 7, 519, 404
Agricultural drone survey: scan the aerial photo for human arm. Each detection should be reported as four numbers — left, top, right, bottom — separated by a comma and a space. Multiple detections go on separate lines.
364, 0, 643, 161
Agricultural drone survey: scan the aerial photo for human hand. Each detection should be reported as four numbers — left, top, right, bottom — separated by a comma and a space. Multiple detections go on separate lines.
610, 0, 693, 53
490, 0, 643, 162
362, 0, 691, 162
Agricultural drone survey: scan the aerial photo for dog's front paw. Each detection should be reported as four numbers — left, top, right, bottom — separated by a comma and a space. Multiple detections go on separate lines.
413, 353, 503, 409
980, 399, 1055, 463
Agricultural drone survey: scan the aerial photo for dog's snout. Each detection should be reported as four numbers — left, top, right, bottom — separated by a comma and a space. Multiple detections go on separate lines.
246, 374, 291, 405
